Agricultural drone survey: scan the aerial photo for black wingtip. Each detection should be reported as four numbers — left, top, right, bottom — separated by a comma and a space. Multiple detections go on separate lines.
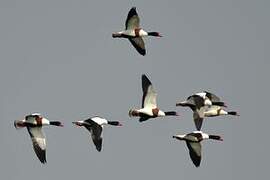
40, 159, 47, 164
131, 7, 136, 11
36, 149, 46, 164
141, 74, 151, 84
191, 156, 201, 167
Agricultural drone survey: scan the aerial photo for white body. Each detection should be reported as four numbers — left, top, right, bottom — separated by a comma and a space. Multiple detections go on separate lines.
203, 105, 228, 117
137, 107, 165, 117
116, 29, 148, 37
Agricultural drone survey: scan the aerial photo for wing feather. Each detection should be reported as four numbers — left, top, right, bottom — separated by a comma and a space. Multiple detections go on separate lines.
129, 37, 146, 56
141, 75, 157, 108
125, 7, 140, 30
84, 121, 103, 152
186, 141, 202, 167
193, 111, 204, 131
27, 127, 46, 163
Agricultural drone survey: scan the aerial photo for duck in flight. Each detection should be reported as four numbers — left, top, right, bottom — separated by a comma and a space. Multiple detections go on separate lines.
14, 113, 63, 164
173, 131, 223, 167
72, 116, 122, 152
112, 7, 162, 56
176, 92, 239, 130
129, 74, 178, 122
177, 91, 226, 109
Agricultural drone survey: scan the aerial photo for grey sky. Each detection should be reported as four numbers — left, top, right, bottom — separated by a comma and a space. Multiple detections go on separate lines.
0, 0, 269, 179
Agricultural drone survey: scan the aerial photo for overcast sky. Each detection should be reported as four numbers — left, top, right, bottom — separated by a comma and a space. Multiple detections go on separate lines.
0, 0, 269, 180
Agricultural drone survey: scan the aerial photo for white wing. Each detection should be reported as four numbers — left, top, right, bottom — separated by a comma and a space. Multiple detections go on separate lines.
27, 127, 46, 163
143, 85, 157, 108
142, 75, 157, 108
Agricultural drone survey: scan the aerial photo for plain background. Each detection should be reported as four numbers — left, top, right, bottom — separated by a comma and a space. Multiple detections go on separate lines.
0, 0, 269, 179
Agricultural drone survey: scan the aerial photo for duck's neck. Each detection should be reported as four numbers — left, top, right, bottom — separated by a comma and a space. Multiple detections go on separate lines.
50, 121, 63, 127
147, 32, 162, 37
209, 135, 223, 141
165, 111, 178, 116
107, 121, 122, 126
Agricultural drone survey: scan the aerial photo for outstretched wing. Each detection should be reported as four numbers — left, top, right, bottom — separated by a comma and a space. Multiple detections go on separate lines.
129, 37, 146, 56
141, 74, 157, 108
187, 95, 205, 110
186, 141, 202, 167
27, 127, 46, 164
204, 91, 221, 103
84, 121, 103, 152
193, 111, 204, 131
125, 7, 140, 30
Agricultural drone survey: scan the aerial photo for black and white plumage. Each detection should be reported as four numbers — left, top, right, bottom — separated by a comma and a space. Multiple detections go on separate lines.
14, 113, 63, 164
129, 74, 178, 122
176, 94, 207, 130
203, 105, 239, 117
173, 131, 223, 167
176, 91, 238, 130
72, 116, 122, 152
112, 7, 162, 56
196, 91, 227, 107
176, 91, 225, 110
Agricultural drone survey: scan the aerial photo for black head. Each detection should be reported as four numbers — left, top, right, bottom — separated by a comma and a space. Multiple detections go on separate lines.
147, 32, 162, 37
165, 111, 179, 116
228, 111, 239, 116
50, 121, 64, 127
108, 121, 123, 126
209, 135, 223, 141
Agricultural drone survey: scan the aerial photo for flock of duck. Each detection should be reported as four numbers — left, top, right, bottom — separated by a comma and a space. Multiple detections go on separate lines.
14, 7, 239, 167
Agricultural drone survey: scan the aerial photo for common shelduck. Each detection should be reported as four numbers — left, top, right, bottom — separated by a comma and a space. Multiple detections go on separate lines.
112, 7, 162, 56
176, 93, 238, 130
173, 131, 223, 167
129, 74, 178, 122
176, 91, 226, 109
72, 116, 122, 152
14, 113, 63, 164
203, 105, 239, 117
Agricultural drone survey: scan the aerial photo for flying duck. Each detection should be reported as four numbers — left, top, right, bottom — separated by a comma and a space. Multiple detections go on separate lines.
72, 116, 122, 152
112, 7, 162, 56
176, 94, 207, 130
203, 105, 239, 117
192, 105, 239, 130
176, 92, 236, 130
129, 74, 178, 122
176, 91, 226, 109
173, 131, 223, 167
14, 113, 63, 164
